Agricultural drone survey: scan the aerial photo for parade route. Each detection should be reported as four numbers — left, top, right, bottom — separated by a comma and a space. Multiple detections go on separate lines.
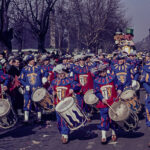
0, 90, 149, 150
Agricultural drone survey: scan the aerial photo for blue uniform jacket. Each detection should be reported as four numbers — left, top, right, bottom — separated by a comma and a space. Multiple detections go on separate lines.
20, 65, 47, 89
0, 70, 9, 86
111, 63, 132, 88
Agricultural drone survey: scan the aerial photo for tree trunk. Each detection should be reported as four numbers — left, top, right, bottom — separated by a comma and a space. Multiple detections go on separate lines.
0, 31, 12, 51
77, 25, 80, 49
0, 0, 12, 52
58, 30, 62, 49
38, 36, 46, 53
67, 31, 70, 50
0, 40, 7, 50
17, 40, 23, 52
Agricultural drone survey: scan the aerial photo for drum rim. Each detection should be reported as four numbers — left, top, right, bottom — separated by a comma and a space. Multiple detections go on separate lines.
0, 99, 11, 117
55, 97, 74, 113
31, 87, 47, 102
133, 81, 140, 91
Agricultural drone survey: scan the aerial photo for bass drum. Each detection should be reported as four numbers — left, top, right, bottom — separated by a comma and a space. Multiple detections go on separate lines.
32, 88, 55, 112
56, 97, 87, 131
0, 97, 17, 129
109, 101, 139, 132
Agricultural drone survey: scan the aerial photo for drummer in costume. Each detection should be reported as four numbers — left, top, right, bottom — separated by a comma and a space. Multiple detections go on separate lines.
41, 55, 55, 88
94, 63, 122, 144
140, 53, 150, 147
110, 51, 118, 66
111, 53, 132, 91
62, 55, 74, 77
85, 53, 96, 68
73, 54, 94, 116
20, 55, 48, 122
141, 53, 150, 127
127, 51, 141, 99
127, 51, 140, 82
48, 64, 81, 144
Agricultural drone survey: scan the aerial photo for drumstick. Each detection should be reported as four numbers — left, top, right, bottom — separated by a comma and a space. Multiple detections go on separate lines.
106, 102, 118, 116
115, 94, 121, 101
1, 84, 4, 99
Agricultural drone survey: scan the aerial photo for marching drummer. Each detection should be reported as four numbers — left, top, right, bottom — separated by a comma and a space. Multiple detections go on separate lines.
73, 54, 94, 117
48, 64, 81, 144
20, 54, 48, 123
94, 63, 122, 144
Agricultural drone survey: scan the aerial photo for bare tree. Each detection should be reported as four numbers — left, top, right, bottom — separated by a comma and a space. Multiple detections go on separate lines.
78, 0, 128, 51
55, 0, 129, 52
9, 7, 25, 51
0, 0, 13, 51
12, 0, 58, 52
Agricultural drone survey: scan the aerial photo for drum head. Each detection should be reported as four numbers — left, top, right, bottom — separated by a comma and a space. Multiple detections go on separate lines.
32, 88, 47, 102
84, 89, 98, 105
120, 89, 135, 100
84, 94, 98, 105
109, 101, 130, 122
0, 100, 10, 117
55, 97, 74, 113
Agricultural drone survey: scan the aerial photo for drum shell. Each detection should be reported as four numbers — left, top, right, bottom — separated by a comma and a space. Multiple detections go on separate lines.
109, 101, 138, 132
32, 88, 54, 112
0, 100, 11, 118
56, 97, 87, 131
39, 92, 54, 111
115, 110, 138, 132
0, 99, 17, 129
123, 96, 141, 114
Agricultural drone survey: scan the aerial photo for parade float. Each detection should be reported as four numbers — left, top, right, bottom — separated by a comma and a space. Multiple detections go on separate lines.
114, 28, 136, 54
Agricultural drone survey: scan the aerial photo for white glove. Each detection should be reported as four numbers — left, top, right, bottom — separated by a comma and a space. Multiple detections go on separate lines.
132, 80, 137, 88
18, 87, 25, 94
70, 72, 73, 77
42, 77, 47, 84
107, 70, 110, 74
25, 85, 30, 91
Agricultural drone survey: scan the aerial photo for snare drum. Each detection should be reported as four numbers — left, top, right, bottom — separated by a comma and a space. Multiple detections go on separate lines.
84, 89, 99, 106
120, 88, 141, 113
55, 97, 87, 131
32, 88, 54, 112
109, 101, 139, 132
0, 99, 17, 129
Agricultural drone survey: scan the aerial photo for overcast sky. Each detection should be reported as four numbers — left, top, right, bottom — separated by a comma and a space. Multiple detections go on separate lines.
122, 0, 150, 42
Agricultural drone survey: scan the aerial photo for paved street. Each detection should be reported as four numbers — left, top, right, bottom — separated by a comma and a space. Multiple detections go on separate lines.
0, 90, 149, 150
